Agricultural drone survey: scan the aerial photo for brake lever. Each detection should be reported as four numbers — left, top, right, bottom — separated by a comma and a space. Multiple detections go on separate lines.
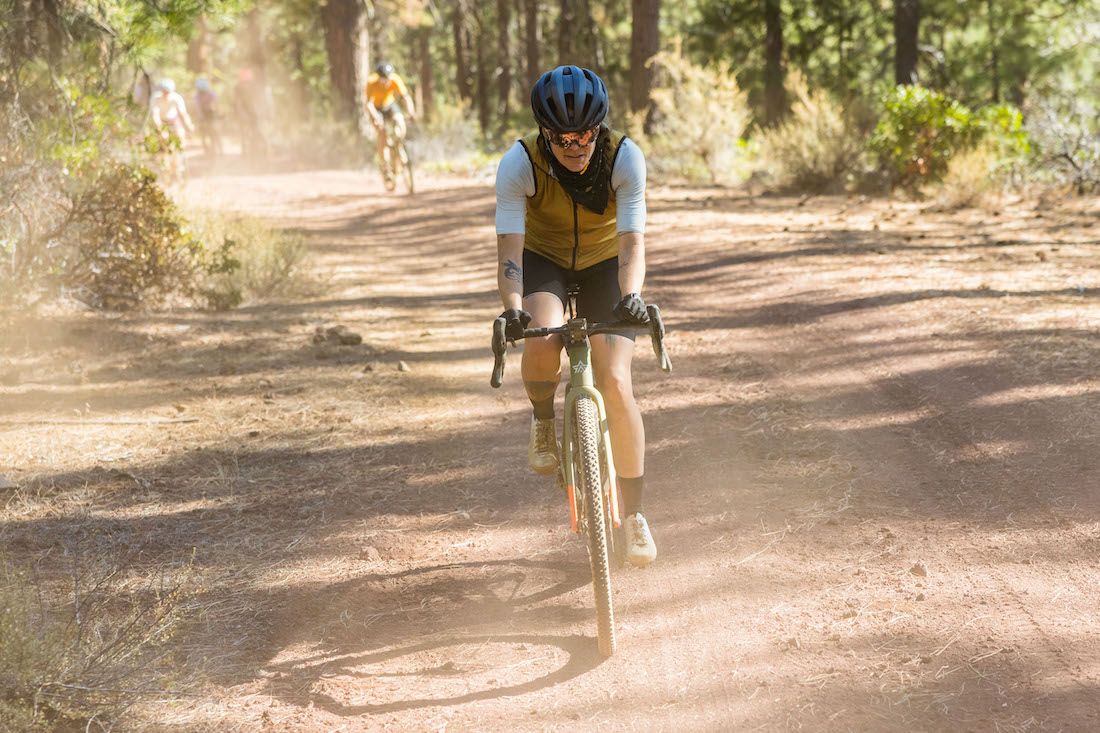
646, 304, 672, 373
490, 317, 508, 388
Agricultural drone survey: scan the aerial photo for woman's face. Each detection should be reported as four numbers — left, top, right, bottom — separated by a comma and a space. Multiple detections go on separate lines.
543, 126, 599, 173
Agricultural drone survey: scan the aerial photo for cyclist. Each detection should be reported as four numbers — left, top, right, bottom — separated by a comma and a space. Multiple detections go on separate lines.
150, 79, 195, 178
193, 77, 222, 156
364, 62, 415, 190
494, 65, 655, 567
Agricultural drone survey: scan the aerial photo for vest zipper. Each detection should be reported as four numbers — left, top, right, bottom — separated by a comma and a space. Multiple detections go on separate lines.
570, 201, 579, 271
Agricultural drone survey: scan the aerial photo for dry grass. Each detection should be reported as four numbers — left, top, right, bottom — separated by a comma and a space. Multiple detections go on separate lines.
757, 71, 866, 192
928, 143, 1004, 210
0, 547, 201, 731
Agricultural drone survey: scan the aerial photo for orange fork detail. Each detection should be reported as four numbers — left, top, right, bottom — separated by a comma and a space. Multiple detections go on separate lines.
608, 477, 621, 528
567, 485, 579, 533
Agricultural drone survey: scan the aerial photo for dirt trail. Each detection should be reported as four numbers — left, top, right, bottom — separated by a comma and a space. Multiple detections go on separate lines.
2, 171, 1099, 731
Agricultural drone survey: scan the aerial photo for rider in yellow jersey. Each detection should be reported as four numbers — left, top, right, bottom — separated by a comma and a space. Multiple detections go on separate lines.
363, 62, 415, 188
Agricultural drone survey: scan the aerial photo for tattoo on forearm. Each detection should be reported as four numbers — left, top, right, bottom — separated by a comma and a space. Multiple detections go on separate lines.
503, 259, 522, 283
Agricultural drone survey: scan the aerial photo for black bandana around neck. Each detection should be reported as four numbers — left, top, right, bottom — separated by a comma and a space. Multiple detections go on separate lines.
537, 125, 614, 215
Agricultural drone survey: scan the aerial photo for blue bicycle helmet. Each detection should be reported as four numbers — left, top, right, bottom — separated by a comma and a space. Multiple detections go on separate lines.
530, 65, 609, 132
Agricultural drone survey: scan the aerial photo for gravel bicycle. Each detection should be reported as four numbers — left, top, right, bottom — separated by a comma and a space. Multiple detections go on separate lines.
380, 113, 414, 194
146, 128, 186, 187
490, 287, 671, 656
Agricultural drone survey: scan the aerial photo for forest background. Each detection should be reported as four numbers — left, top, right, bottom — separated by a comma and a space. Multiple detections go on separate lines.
2, 0, 1099, 310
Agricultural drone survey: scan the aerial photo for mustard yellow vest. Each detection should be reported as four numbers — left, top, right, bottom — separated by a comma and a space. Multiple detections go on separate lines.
519, 130, 627, 270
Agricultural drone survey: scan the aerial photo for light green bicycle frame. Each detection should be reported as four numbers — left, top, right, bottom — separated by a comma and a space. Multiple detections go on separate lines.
559, 318, 619, 528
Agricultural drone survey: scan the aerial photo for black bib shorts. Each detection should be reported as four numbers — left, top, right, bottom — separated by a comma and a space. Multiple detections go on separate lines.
522, 249, 634, 341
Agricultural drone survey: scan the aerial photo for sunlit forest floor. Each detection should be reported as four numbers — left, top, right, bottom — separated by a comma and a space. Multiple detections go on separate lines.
2, 168, 1099, 731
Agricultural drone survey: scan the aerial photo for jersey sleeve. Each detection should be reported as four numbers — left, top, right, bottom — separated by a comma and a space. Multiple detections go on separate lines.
172, 93, 194, 128
495, 142, 535, 235
611, 138, 647, 234
394, 76, 410, 98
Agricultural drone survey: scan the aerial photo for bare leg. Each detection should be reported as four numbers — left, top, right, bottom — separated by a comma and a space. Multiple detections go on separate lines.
520, 292, 565, 411
590, 334, 644, 477
375, 128, 391, 186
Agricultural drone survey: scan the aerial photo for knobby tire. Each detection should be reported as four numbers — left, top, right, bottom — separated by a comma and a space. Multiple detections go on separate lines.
398, 142, 414, 194
574, 395, 615, 657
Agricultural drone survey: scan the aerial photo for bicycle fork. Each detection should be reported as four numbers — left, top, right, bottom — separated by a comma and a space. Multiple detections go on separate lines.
560, 336, 621, 534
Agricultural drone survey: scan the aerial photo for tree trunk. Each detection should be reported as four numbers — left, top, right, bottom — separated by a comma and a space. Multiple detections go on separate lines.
321, 0, 362, 126
370, 0, 386, 63
559, 0, 575, 63
186, 16, 208, 73
763, 0, 786, 126
837, 10, 846, 93
893, 0, 920, 85
40, 0, 63, 66
287, 34, 312, 124
243, 8, 268, 86
357, 8, 371, 105
476, 15, 490, 133
629, 0, 659, 117
498, 0, 512, 130
452, 0, 473, 102
11, 0, 29, 61
525, 0, 540, 87
577, 0, 600, 66
987, 0, 999, 102
418, 26, 433, 123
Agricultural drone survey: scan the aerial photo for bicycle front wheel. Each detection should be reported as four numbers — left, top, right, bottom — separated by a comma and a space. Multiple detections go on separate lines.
399, 142, 414, 194
574, 394, 615, 657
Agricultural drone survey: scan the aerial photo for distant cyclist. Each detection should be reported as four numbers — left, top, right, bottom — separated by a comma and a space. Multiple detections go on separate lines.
150, 79, 195, 178
193, 77, 222, 156
364, 62, 416, 189
494, 65, 656, 567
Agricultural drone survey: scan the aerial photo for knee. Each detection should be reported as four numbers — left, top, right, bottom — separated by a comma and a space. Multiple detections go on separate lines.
595, 366, 632, 403
523, 338, 562, 372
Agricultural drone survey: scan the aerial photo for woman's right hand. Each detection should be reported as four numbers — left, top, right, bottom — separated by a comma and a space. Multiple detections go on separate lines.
499, 308, 532, 341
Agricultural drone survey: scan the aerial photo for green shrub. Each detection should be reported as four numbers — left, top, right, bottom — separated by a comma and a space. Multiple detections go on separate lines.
0, 80, 221, 311
870, 85, 977, 189
184, 210, 311, 310
1024, 94, 1099, 193
59, 162, 209, 310
1, 104, 304, 312
930, 142, 1003, 209
977, 104, 1031, 185
757, 72, 865, 192
633, 50, 753, 185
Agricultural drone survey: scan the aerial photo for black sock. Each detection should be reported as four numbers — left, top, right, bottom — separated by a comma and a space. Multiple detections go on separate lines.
527, 381, 557, 420
531, 397, 554, 420
619, 475, 644, 517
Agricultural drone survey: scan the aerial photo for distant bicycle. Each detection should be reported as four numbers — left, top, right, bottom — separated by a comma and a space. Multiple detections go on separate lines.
144, 128, 185, 186
381, 113, 414, 194
490, 285, 671, 656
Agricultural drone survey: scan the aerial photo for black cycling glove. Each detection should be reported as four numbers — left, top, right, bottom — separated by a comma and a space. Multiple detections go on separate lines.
499, 308, 532, 341
613, 293, 648, 325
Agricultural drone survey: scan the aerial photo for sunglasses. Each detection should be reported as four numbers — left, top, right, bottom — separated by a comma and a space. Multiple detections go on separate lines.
543, 126, 600, 150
